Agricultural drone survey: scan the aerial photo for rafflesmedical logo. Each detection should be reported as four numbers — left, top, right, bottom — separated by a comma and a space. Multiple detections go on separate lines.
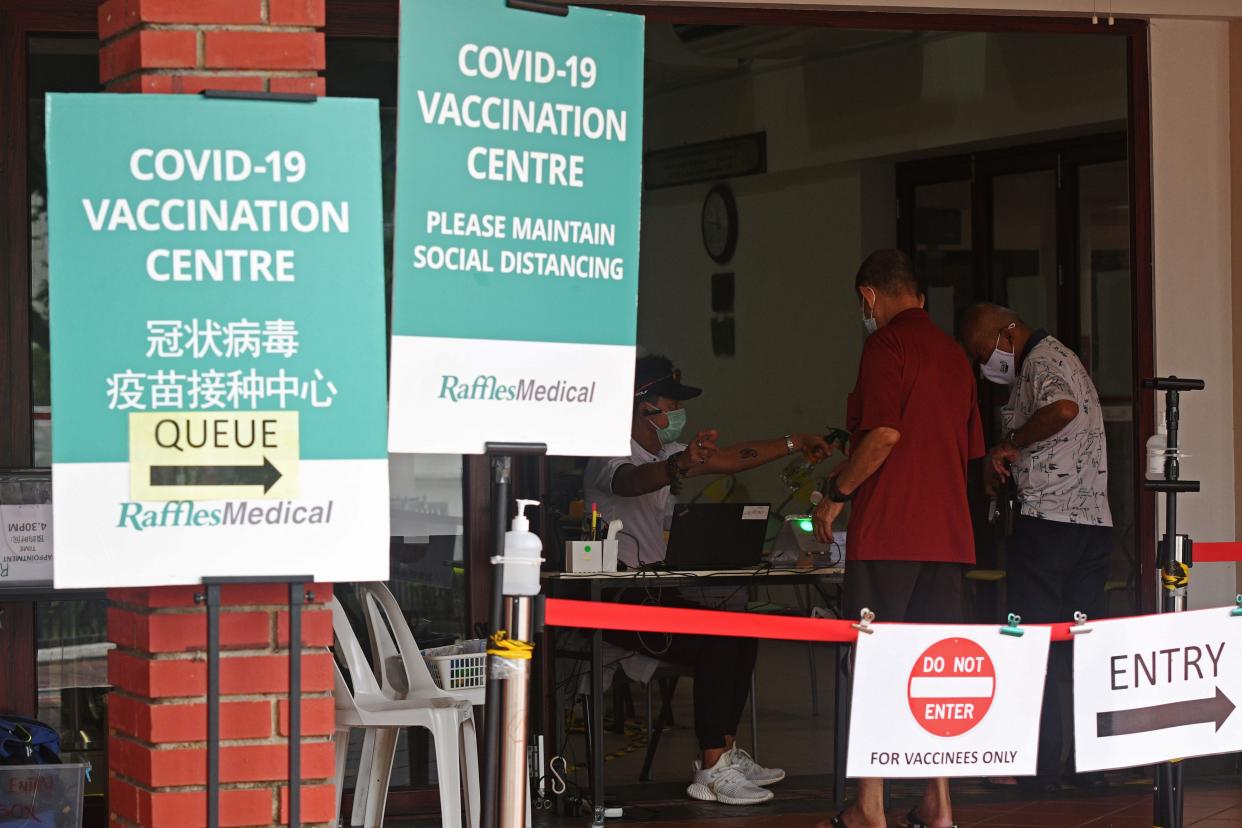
117, 500, 335, 531
439, 375, 597, 403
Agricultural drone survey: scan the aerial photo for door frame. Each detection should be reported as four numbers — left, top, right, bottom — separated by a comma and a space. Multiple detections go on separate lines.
0, 0, 98, 718
896, 134, 1141, 609
601, 3, 1157, 614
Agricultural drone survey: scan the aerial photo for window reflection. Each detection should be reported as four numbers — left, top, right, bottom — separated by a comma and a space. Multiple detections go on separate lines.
37, 599, 111, 800
28, 36, 98, 468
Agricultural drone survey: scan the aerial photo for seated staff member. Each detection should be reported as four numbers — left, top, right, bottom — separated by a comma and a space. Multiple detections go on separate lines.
584, 354, 831, 807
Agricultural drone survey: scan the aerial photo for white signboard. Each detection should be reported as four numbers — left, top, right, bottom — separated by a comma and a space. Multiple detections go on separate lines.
1073, 607, 1241, 772
848, 624, 1051, 778
1, 505, 53, 584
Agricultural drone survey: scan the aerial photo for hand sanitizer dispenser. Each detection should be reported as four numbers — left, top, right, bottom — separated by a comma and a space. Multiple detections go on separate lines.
566, 520, 620, 573
502, 499, 543, 596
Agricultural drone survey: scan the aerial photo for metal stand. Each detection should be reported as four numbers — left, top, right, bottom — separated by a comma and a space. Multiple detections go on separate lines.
1142, 376, 1204, 828
481, 443, 547, 828
197, 575, 314, 828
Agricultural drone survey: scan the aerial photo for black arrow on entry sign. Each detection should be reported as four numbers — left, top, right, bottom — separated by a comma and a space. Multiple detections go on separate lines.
1097, 687, 1236, 737
150, 457, 283, 494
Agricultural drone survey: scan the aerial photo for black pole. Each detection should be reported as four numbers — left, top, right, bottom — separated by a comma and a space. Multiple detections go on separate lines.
205, 583, 221, 828
1142, 376, 1203, 828
481, 453, 512, 828
199, 576, 313, 828
288, 583, 305, 828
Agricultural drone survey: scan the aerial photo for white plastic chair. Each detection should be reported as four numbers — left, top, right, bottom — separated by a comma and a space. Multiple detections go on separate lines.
331, 584, 481, 828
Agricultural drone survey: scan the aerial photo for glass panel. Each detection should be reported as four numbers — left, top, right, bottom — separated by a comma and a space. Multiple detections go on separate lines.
912, 179, 972, 337
992, 170, 1058, 335
1078, 160, 1136, 612
36, 599, 111, 801
327, 38, 469, 796
326, 38, 467, 640
28, 36, 99, 468
1078, 161, 1132, 397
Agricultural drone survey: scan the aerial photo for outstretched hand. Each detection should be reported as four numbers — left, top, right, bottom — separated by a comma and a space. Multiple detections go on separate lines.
685, 429, 719, 467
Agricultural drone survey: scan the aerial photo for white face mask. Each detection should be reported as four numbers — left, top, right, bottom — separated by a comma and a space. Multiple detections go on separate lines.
860, 290, 878, 336
980, 323, 1017, 385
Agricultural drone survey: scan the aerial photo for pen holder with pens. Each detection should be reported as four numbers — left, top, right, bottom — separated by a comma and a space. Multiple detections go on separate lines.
566, 520, 621, 573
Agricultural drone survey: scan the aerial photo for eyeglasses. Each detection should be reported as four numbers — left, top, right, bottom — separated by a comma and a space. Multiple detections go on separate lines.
633, 368, 682, 398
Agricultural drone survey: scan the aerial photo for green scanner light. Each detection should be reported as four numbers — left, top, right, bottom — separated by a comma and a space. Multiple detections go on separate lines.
798, 519, 814, 533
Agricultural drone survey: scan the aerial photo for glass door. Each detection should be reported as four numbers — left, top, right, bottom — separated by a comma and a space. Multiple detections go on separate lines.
897, 135, 1136, 616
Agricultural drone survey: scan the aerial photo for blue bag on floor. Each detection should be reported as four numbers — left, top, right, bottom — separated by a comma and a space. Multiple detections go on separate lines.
0, 716, 61, 765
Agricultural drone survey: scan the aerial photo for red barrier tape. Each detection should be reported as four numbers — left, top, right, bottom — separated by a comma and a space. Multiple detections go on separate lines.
1195, 542, 1242, 563
544, 598, 1078, 643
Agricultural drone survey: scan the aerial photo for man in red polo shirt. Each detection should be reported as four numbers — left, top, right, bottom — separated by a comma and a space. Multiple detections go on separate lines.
813, 249, 984, 828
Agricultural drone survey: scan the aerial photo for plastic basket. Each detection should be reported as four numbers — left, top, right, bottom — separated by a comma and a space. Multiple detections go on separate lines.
0, 763, 87, 827
422, 639, 487, 693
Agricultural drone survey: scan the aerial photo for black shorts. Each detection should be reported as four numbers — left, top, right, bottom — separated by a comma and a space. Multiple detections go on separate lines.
843, 560, 965, 625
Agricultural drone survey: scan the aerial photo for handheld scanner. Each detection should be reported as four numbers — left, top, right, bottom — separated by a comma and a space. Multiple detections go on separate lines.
826, 428, 851, 449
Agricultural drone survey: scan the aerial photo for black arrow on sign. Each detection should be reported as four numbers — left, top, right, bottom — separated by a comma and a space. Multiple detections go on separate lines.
1097, 687, 1236, 737
150, 457, 282, 494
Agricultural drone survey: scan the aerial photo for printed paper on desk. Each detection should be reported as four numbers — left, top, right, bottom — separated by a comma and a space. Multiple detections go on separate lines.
1073, 607, 1242, 772
847, 623, 1051, 778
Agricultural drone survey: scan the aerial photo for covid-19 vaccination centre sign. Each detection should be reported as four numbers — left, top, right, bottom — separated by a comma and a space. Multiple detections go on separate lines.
46, 94, 390, 589
388, 0, 644, 456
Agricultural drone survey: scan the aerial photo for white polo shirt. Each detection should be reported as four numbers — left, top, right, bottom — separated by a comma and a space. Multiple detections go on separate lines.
583, 437, 685, 569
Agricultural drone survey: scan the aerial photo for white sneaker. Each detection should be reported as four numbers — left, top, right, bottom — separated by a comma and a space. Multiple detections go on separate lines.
726, 747, 785, 786
686, 754, 774, 805
691, 747, 787, 787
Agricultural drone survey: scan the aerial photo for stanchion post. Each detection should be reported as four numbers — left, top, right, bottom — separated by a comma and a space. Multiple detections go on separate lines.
482, 443, 546, 828
480, 454, 512, 828
1142, 376, 1204, 828
499, 595, 534, 828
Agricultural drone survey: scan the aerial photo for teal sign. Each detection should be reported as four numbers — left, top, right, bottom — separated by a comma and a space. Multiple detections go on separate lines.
46, 94, 390, 588
388, 0, 644, 456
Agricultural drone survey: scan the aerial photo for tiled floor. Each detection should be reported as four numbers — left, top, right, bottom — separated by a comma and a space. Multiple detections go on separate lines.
388, 775, 1242, 826
526, 775, 1242, 827
389, 637, 1242, 827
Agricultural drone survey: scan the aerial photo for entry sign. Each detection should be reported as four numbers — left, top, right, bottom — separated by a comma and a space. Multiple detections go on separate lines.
1073, 607, 1241, 772
46, 94, 390, 588
848, 624, 1051, 778
388, 0, 644, 456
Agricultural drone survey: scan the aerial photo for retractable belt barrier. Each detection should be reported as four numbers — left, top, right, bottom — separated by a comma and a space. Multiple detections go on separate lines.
1192, 542, 1242, 563
545, 598, 1083, 642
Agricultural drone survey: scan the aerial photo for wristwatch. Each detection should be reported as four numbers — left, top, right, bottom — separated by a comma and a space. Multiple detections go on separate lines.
666, 452, 689, 481
1005, 430, 1024, 450
784, 434, 796, 455
827, 476, 853, 503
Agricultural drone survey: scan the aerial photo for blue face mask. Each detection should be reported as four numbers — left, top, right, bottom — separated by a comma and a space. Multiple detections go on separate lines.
647, 407, 687, 444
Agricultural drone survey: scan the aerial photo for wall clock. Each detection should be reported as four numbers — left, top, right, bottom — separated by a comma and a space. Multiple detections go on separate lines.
701, 183, 738, 265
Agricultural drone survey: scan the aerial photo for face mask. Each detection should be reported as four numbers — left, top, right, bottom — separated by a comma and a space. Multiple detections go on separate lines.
861, 290, 878, 336
980, 324, 1017, 385
647, 407, 686, 444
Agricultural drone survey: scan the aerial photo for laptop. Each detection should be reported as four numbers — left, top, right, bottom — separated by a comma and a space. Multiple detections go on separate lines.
662, 503, 770, 570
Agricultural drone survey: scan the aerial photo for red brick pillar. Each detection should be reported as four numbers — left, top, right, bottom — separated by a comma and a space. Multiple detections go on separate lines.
98, 0, 326, 95
94, 3, 335, 826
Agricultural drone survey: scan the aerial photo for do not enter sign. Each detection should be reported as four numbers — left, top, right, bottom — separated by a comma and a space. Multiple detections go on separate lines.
847, 624, 1049, 779
908, 638, 996, 736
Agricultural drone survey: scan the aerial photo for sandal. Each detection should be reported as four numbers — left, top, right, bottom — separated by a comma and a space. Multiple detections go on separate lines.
904, 809, 958, 828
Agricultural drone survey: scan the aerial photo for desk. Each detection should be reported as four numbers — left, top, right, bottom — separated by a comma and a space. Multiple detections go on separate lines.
542, 565, 846, 823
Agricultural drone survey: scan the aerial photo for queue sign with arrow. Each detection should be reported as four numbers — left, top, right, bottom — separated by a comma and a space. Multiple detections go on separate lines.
1074, 608, 1242, 772
130, 412, 299, 501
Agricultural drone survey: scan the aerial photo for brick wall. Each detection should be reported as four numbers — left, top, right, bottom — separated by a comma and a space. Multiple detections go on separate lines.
97, 0, 326, 95
106, 585, 338, 828
94, 3, 334, 825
